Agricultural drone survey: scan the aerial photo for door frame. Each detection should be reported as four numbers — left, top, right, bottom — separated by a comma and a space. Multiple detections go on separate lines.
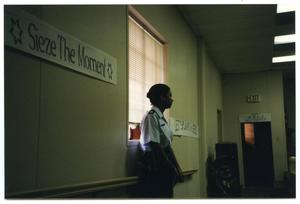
239, 113, 274, 187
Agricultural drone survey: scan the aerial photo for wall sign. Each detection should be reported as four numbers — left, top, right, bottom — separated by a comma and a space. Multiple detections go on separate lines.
239, 113, 271, 123
4, 7, 117, 84
169, 117, 198, 138
246, 94, 261, 103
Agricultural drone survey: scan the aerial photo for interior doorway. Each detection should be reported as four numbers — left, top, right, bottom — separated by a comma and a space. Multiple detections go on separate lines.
240, 122, 274, 187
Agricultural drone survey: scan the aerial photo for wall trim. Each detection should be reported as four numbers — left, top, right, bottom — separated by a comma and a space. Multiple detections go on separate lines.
6, 169, 198, 198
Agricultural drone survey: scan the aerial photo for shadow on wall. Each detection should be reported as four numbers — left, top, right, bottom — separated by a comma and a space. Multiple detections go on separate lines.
125, 142, 141, 176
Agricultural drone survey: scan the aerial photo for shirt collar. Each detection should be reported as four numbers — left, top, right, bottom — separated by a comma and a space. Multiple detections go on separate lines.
151, 106, 164, 118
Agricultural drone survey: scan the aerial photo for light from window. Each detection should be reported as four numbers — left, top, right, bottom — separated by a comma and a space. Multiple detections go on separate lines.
128, 16, 166, 140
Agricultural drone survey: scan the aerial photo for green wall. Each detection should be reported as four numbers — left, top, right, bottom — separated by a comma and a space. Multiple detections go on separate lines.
197, 39, 223, 197
5, 5, 128, 194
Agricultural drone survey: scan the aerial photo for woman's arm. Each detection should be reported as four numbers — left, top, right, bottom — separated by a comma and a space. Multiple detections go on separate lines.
149, 142, 184, 182
165, 145, 184, 182
148, 142, 177, 172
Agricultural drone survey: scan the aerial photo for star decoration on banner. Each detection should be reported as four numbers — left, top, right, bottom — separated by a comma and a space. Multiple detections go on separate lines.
107, 63, 113, 80
9, 18, 23, 45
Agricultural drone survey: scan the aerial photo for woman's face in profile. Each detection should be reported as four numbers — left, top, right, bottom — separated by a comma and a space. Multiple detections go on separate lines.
162, 90, 173, 109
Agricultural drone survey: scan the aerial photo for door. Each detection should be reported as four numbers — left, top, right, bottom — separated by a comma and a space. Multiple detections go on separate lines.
241, 122, 274, 187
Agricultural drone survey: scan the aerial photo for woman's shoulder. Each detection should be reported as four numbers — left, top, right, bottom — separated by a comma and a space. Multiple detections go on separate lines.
148, 110, 156, 115
142, 109, 159, 122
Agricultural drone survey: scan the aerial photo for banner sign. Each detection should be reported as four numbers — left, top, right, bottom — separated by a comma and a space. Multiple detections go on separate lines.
169, 117, 198, 138
239, 113, 271, 123
4, 7, 117, 84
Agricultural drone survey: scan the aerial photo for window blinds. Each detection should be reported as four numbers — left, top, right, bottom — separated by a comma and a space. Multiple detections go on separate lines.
129, 17, 165, 123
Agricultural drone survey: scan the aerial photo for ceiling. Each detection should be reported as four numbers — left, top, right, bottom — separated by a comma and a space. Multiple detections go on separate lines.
178, 5, 295, 76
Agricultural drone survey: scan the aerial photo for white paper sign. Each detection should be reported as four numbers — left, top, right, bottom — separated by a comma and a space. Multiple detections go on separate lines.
4, 7, 117, 84
239, 113, 271, 123
169, 117, 198, 138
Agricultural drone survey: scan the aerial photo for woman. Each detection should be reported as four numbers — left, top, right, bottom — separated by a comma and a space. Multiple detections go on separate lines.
139, 84, 184, 198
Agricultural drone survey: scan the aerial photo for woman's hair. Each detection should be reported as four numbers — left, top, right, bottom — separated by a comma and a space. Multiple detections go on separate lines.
146, 84, 170, 106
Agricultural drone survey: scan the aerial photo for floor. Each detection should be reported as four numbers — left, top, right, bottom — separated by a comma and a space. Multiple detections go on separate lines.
240, 186, 294, 198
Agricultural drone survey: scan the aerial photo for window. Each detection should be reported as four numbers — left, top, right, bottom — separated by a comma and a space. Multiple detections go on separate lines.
128, 8, 166, 140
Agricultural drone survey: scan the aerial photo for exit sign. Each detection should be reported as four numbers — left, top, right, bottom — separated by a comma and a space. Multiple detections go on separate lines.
246, 94, 261, 103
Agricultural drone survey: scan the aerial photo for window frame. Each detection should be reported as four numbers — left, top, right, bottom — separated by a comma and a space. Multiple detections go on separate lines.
127, 6, 168, 144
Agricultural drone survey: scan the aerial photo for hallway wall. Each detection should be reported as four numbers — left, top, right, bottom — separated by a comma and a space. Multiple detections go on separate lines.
5, 5, 128, 194
283, 76, 295, 156
197, 39, 223, 197
283, 77, 295, 130
222, 71, 288, 185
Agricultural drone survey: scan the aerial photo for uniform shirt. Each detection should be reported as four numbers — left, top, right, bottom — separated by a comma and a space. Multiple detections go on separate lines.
140, 106, 173, 151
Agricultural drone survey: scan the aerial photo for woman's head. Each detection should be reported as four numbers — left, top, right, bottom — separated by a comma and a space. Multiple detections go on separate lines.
147, 84, 173, 109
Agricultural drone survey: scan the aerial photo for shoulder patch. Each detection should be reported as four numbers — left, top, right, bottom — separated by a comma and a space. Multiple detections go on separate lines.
148, 110, 155, 114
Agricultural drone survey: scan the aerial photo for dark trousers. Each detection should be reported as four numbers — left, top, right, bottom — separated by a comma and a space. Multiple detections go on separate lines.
138, 146, 177, 198
139, 167, 176, 198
